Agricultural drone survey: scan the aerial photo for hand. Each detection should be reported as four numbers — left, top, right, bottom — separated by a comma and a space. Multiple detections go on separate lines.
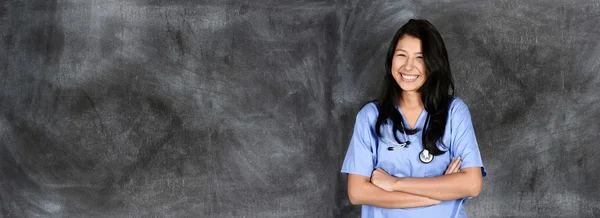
444, 156, 462, 175
370, 168, 399, 192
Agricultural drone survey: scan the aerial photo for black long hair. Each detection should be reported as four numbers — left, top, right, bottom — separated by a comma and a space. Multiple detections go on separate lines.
374, 19, 455, 155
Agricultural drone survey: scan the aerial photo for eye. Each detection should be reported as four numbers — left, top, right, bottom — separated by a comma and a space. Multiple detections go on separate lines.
397, 54, 406, 57
416, 56, 423, 59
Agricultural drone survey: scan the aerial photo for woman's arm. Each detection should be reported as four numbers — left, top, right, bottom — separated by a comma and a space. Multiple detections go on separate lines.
375, 100, 486, 201
347, 174, 441, 208
394, 167, 482, 200
372, 166, 482, 201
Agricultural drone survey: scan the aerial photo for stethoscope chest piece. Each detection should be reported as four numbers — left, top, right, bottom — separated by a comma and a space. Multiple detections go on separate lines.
419, 149, 434, 163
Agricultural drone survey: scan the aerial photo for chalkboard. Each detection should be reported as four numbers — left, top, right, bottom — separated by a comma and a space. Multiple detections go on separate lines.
1, 1, 599, 217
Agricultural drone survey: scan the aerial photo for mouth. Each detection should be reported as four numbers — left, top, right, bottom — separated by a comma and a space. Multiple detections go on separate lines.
400, 73, 420, 82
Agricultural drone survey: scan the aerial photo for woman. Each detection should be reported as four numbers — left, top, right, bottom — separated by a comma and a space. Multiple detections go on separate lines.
341, 19, 487, 217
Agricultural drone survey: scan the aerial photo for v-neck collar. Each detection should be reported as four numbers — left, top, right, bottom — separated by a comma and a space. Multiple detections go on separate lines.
396, 107, 428, 130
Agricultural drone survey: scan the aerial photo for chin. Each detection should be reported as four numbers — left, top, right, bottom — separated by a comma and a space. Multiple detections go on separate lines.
400, 87, 420, 92
398, 82, 424, 92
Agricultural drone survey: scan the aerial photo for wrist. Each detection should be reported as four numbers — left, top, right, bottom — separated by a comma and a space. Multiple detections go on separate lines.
392, 177, 404, 191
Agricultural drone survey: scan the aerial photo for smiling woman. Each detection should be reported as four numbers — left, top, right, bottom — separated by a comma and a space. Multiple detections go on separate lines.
392, 35, 427, 93
341, 19, 487, 218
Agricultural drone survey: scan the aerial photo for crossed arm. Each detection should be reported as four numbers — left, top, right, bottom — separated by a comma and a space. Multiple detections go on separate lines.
347, 157, 483, 208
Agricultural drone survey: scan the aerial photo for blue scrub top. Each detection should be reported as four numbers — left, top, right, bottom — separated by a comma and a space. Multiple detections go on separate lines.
341, 98, 487, 218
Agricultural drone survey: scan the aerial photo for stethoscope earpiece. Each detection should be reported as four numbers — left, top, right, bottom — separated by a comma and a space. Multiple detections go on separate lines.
384, 123, 410, 148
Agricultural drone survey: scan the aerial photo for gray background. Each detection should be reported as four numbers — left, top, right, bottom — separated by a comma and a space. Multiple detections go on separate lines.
1, 0, 599, 217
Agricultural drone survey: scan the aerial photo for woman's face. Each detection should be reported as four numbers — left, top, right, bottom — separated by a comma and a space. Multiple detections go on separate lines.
391, 35, 427, 92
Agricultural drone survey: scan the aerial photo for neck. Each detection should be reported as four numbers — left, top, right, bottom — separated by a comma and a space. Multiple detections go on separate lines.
398, 91, 423, 109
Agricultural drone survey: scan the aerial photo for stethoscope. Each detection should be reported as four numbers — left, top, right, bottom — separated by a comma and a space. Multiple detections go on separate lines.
382, 114, 433, 164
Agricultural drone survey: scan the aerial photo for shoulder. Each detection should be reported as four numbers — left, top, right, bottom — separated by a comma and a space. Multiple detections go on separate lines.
356, 101, 379, 124
448, 97, 472, 120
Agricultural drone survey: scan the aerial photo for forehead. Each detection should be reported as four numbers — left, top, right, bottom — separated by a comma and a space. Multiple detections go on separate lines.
394, 35, 422, 53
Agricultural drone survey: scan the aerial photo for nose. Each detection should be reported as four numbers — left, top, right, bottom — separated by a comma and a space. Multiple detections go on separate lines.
403, 58, 415, 71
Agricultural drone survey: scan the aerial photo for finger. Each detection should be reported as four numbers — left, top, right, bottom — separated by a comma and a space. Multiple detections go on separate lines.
451, 159, 463, 173
376, 168, 389, 174
445, 158, 458, 174
445, 158, 456, 174
450, 157, 461, 172
450, 160, 460, 173
372, 169, 383, 177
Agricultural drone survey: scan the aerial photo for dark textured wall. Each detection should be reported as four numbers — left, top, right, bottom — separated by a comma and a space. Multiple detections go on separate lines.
1, 0, 599, 217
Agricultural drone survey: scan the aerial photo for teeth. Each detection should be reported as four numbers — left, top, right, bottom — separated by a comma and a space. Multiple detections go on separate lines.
401, 74, 419, 80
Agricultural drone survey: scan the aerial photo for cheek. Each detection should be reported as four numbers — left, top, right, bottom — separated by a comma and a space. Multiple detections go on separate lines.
391, 57, 404, 69
417, 65, 427, 78
416, 61, 426, 72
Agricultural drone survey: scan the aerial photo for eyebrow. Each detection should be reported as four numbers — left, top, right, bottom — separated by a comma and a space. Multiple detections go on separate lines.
395, 49, 422, 55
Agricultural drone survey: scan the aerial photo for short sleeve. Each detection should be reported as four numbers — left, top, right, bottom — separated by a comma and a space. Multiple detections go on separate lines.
450, 99, 487, 178
341, 103, 377, 178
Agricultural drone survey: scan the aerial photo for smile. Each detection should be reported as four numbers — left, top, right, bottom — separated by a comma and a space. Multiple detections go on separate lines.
401, 73, 420, 81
